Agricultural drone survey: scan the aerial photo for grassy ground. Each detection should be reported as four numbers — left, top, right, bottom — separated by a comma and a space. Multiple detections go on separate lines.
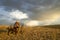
0, 25, 60, 40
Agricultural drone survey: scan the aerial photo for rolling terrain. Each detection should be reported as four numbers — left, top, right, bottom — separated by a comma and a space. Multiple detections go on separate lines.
0, 25, 60, 40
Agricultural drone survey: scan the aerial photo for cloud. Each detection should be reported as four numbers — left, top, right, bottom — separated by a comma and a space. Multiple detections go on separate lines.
0, 6, 29, 24
0, 0, 60, 25
0, 7, 14, 24
9, 10, 28, 19
0, 0, 60, 20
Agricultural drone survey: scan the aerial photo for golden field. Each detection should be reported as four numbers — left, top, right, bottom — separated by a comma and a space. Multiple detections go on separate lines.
0, 25, 60, 40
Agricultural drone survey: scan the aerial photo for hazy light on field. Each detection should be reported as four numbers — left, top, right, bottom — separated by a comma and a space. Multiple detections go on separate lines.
26, 20, 39, 26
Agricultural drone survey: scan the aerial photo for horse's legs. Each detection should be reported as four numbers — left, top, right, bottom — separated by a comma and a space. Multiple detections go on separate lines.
8, 30, 10, 35
14, 29, 18, 35
8, 29, 12, 35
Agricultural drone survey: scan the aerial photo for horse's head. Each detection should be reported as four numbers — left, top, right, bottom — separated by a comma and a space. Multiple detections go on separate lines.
14, 21, 20, 29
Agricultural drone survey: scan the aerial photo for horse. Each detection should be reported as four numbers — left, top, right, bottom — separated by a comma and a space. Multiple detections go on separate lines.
7, 21, 20, 35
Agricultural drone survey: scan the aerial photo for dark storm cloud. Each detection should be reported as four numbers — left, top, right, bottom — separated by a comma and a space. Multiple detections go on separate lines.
0, 0, 60, 25
0, 0, 60, 20
0, 0, 60, 16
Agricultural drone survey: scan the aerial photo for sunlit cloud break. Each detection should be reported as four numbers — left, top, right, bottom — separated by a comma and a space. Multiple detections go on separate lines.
25, 20, 39, 26
25, 14, 60, 26
10, 10, 29, 19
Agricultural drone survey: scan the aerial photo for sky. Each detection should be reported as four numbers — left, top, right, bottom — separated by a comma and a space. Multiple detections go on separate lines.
0, 0, 60, 26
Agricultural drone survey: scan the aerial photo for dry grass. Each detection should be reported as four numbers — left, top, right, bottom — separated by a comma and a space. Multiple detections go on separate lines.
0, 25, 60, 40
